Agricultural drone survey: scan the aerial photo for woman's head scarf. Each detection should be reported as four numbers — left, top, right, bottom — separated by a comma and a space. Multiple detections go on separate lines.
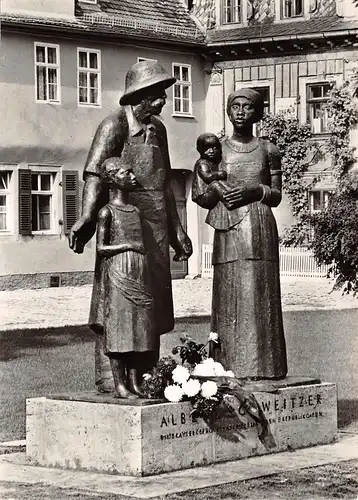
226, 88, 264, 123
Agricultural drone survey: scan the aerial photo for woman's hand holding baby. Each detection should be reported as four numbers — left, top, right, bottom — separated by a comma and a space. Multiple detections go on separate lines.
222, 184, 263, 209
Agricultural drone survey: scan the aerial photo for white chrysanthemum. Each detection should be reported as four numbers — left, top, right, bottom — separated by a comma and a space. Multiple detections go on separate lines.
209, 332, 219, 343
201, 380, 218, 399
192, 358, 217, 376
172, 365, 190, 385
191, 363, 207, 376
202, 357, 216, 367
182, 378, 201, 397
142, 373, 152, 381
164, 384, 184, 403
202, 358, 217, 375
225, 370, 235, 378
213, 362, 226, 376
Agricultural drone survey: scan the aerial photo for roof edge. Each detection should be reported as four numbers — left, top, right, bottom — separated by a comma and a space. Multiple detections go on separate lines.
0, 12, 206, 47
206, 28, 358, 47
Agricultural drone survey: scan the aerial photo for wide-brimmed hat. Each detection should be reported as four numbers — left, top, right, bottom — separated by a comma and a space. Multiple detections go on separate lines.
120, 60, 176, 106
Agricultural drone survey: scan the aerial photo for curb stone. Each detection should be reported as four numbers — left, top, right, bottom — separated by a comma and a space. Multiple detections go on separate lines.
0, 434, 357, 498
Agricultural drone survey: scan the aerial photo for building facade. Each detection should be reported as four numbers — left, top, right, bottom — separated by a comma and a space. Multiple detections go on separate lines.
200, 0, 358, 237
1, 0, 358, 288
0, 0, 207, 288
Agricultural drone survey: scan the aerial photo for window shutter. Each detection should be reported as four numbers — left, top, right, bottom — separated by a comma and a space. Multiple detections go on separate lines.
18, 169, 32, 235
62, 170, 79, 235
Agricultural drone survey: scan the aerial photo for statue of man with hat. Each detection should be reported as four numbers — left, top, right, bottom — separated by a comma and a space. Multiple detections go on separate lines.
69, 60, 193, 393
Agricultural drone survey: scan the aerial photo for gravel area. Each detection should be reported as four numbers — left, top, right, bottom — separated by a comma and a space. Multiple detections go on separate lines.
0, 277, 357, 331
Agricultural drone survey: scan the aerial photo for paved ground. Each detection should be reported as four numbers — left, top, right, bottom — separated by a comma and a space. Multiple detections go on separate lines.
0, 277, 358, 498
1, 276, 358, 331
0, 435, 357, 499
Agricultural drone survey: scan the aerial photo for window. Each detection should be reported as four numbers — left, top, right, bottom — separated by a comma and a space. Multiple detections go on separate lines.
309, 190, 331, 213
31, 172, 55, 232
78, 49, 101, 106
222, 0, 241, 23
172, 64, 192, 115
0, 171, 11, 231
308, 189, 332, 240
18, 168, 78, 236
251, 86, 270, 137
307, 83, 331, 134
282, 0, 303, 18
254, 87, 270, 116
35, 43, 60, 103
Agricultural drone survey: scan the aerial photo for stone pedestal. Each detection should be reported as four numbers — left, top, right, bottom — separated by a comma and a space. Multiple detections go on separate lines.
26, 379, 337, 477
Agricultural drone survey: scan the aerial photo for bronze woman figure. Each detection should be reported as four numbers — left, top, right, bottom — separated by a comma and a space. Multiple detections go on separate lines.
193, 89, 287, 380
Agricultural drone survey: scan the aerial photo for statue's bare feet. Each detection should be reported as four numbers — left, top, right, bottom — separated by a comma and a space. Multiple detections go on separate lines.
114, 382, 139, 399
128, 383, 145, 398
128, 368, 146, 398
109, 357, 138, 399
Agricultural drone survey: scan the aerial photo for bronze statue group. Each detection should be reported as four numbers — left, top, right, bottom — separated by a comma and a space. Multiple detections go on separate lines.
69, 60, 288, 398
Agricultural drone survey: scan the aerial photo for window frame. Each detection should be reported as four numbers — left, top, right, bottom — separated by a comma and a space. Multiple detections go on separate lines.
31, 172, 54, 234
282, 0, 304, 19
275, 0, 309, 21
28, 166, 61, 236
250, 85, 271, 137
309, 189, 332, 214
77, 48, 102, 108
298, 76, 340, 134
172, 63, 193, 117
0, 169, 14, 234
34, 42, 61, 104
222, 0, 242, 25
306, 82, 332, 135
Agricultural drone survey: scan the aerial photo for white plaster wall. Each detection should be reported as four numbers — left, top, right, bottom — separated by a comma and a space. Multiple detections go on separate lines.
0, 32, 206, 277
0, 236, 96, 275
0, 33, 205, 178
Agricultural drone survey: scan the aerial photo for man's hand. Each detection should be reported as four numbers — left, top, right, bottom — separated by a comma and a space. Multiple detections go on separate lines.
173, 232, 193, 262
69, 217, 96, 254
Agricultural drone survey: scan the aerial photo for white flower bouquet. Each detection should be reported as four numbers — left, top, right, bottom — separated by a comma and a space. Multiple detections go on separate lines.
142, 333, 235, 420
141, 333, 275, 448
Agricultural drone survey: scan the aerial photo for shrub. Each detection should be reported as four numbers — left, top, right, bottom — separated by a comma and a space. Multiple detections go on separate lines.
309, 75, 358, 293
261, 111, 320, 245
310, 171, 358, 293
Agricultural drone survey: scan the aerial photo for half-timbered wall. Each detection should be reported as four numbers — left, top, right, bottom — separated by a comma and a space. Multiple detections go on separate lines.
203, 48, 358, 238
219, 50, 353, 134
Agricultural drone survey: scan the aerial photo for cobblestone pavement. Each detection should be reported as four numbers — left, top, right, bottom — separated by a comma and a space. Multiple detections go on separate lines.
0, 277, 357, 331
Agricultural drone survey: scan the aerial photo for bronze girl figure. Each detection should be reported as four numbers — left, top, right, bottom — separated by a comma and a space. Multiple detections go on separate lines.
97, 158, 154, 398
193, 89, 287, 380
